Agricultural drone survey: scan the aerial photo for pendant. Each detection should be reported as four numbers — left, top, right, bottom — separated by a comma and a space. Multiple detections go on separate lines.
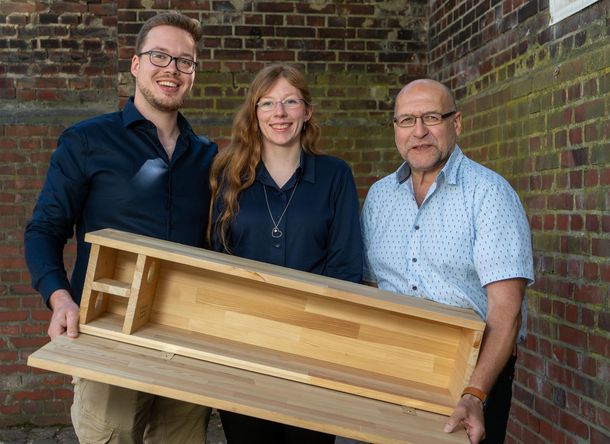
272, 227, 283, 238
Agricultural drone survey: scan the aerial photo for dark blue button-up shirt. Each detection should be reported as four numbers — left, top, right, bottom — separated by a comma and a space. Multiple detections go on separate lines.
211, 153, 363, 283
25, 98, 217, 305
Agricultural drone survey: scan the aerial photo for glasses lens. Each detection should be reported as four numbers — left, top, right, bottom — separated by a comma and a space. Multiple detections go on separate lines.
149, 51, 170, 67
258, 101, 274, 111
396, 116, 415, 127
177, 59, 195, 73
283, 99, 301, 109
422, 113, 442, 125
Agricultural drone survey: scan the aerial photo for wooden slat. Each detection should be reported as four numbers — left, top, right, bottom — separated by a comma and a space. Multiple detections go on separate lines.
91, 278, 131, 297
85, 229, 484, 330
123, 255, 159, 334
79, 314, 457, 415
28, 334, 469, 444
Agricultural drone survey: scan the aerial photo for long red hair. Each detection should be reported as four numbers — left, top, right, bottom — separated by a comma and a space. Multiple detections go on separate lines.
207, 64, 321, 251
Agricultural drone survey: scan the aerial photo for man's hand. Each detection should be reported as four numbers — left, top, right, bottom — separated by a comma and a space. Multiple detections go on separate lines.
444, 394, 485, 443
48, 289, 80, 339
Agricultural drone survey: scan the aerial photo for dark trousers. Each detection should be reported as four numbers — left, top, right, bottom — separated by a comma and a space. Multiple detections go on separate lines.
219, 410, 335, 444
481, 353, 517, 444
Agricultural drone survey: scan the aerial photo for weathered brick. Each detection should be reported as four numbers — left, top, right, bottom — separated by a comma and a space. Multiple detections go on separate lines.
0, 0, 607, 437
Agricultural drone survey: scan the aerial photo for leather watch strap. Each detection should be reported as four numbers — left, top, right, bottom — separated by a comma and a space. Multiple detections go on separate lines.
461, 386, 487, 404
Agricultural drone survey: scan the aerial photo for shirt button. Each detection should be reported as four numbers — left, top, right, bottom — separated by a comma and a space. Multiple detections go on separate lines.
412, 285, 418, 291
274, 243, 280, 248
412, 258, 417, 262
414, 225, 420, 230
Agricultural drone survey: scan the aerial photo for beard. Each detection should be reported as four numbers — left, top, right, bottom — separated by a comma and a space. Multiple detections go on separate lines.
138, 83, 185, 112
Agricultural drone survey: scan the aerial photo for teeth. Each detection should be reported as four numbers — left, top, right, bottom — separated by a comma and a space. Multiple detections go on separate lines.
271, 123, 290, 129
158, 81, 177, 87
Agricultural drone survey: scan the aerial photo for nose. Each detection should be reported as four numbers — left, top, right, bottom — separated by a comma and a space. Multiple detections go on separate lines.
412, 117, 429, 137
272, 102, 288, 115
163, 58, 179, 74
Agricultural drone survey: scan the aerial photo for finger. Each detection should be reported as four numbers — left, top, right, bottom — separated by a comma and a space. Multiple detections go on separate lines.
443, 414, 462, 433
65, 310, 80, 338
47, 318, 66, 340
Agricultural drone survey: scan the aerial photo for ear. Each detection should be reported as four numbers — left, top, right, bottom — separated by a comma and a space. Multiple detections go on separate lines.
130, 54, 140, 78
304, 104, 313, 121
454, 111, 462, 136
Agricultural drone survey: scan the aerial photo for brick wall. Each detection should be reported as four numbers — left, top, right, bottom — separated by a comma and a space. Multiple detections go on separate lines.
428, 1, 609, 443
2, 1, 608, 442
0, 0, 426, 426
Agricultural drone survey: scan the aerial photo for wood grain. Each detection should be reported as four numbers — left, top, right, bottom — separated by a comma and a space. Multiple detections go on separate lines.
28, 334, 469, 444
77, 229, 485, 417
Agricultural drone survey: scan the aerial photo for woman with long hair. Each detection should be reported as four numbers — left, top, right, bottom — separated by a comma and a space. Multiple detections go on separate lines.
208, 64, 362, 443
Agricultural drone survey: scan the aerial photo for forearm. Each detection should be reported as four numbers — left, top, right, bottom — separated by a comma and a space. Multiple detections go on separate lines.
467, 311, 519, 394
467, 278, 525, 394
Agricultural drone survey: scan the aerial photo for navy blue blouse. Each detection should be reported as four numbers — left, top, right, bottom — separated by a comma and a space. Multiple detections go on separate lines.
212, 153, 363, 283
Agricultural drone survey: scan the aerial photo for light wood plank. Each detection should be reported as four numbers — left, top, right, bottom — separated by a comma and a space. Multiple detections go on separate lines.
91, 278, 131, 297
28, 334, 469, 444
85, 229, 484, 329
123, 255, 159, 334
79, 314, 458, 414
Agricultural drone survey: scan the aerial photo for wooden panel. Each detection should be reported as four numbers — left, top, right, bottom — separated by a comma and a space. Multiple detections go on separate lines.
80, 314, 456, 414
123, 255, 159, 334
81, 245, 118, 323
85, 229, 484, 329
76, 229, 485, 417
28, 334, 469, 444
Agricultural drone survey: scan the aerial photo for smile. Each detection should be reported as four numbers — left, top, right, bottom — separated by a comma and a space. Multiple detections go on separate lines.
158, 81, 178, 87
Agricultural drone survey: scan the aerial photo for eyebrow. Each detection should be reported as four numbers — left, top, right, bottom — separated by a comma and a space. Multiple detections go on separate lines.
148, 47, 195, 59
259, 95, 301, 100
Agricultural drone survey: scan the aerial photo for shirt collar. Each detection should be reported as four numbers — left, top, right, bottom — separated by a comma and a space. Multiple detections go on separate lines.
394, 144, 464, 186
255, 150, 315, 188
442, 144, 464, 185
122, 97, 192, 136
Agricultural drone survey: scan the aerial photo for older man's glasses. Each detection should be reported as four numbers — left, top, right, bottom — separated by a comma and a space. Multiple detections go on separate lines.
393, 111, 457, 128
256, 98, 307, 112
138, 50, 197, 74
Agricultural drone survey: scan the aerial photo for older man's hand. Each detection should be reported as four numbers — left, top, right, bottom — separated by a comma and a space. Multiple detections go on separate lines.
443, 394, 485, 443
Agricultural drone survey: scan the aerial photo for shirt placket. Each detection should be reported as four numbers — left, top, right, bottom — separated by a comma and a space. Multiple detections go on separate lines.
405, 187, 422, 296
268, 185, 288, 265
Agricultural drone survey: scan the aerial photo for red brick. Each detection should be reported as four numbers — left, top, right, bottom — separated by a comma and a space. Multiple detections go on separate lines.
0, 311, 28, 322
0, 351, 18, 360
15, 389, 54, 401
10, 336, 49, 349
588, 334, 608, 356
591, 427, 610, 444
581, 307, 596, 328
583, 262, 599, 280
558, 325, 587, 348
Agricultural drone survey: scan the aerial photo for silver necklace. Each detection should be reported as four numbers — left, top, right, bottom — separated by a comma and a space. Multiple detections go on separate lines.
262, 180, 299, 238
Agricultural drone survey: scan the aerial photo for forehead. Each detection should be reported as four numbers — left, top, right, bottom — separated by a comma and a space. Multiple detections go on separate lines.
261, 77, 301, 98
142, 25, 196, 55
395, 83, 451, 114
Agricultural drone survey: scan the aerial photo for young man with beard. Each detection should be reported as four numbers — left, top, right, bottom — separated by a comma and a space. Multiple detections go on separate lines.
25, 12, 216, 443
361, 79, 533, 444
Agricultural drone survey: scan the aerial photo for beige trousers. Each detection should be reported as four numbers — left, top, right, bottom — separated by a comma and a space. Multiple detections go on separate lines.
71, 377, 211, 444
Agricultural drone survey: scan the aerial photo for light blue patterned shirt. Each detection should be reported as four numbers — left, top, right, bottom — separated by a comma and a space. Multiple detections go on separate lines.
361, 146, 534, 340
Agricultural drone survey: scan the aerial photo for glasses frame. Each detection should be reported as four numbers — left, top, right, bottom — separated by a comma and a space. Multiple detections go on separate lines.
393, 110, 457, 128
137, 50, 198, 74
256, 98, 308, 112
